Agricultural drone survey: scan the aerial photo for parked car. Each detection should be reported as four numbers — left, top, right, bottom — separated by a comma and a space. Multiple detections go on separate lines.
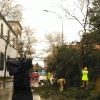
29, 72, 39, 79
38, 72, 47, 84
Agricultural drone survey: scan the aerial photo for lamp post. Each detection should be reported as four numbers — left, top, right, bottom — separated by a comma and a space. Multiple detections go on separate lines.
44, 10, 64, 45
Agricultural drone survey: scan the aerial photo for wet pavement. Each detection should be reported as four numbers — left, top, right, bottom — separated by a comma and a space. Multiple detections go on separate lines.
0, 88, 12, 100
30, 79, 38, 87
0, 78, 47, 100
0, 81, 13, 100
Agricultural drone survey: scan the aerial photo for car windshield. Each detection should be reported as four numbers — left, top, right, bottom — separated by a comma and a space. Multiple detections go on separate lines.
40, 72, 46, 76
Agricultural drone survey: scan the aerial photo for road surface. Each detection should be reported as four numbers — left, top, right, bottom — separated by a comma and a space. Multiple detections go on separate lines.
0, 79, 47, 100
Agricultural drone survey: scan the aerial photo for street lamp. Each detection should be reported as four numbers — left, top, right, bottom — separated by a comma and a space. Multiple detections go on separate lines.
44, 10, 64, 45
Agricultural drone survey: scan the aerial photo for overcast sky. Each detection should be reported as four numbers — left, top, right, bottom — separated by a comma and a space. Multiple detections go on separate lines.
15, 0, 83, 66
16, 0, 83, 42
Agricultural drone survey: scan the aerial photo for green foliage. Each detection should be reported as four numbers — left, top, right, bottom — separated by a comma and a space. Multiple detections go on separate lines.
88, 0, 100, 33
47, 45, 81, 87
74, 89, 89, 99
87, 94, 100, 100
31, 85, 62, 98
95, 78, 100, 93
46, 0, 100, 87
31, 85, 96, 100
86, 78, 100, 100
47, 32, 100, 86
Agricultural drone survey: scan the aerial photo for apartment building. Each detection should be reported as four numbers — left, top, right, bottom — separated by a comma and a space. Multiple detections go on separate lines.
0, 12, 22, 77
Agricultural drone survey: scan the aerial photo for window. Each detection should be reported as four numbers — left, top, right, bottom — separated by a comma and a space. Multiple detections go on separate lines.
0, 52, 4, 70
1, 23, 3, 37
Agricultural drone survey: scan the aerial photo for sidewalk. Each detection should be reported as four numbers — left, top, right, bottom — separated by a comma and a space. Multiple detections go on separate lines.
0, 77, 14, 84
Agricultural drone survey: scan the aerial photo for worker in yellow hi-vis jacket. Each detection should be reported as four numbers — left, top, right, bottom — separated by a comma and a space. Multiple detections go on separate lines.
81, 67, 89, 88
57, 78, 66, 91
46, 71, 51, 85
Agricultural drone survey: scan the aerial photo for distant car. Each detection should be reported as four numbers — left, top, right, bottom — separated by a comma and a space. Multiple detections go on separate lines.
38, 72, 47, 84
29, 72, 39, 79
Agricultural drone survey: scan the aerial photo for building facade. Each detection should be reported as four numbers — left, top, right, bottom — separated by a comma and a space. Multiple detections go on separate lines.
0, 12, 22, 77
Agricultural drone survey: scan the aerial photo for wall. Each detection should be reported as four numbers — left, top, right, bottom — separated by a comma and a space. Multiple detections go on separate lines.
0, 13, 21, 77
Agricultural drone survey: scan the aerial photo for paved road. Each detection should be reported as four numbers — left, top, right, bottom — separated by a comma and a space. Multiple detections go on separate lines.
30, 79, 38, 87
0, 81, 13, 100
0, 78, 47, 100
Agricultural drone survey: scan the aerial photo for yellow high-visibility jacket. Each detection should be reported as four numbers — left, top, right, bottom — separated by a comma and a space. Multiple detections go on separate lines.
46, 72, 50, 80
82, 70, 88, 81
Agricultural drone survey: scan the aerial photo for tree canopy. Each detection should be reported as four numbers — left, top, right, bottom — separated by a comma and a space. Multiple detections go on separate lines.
0, 0, 23, 21
45, 0, 100, 87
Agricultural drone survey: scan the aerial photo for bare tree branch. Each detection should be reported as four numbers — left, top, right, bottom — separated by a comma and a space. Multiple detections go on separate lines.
0, 0, 23, 21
